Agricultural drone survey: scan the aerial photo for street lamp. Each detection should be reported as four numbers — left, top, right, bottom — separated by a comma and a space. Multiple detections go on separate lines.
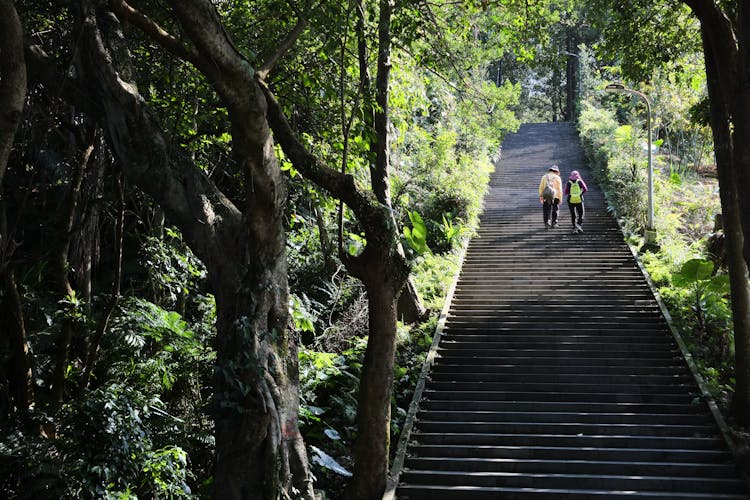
605, 82, 655, 243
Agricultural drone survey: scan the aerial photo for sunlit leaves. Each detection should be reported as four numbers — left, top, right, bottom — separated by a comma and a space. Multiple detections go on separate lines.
586, 0, 701, 82
289, 293, 318, 333
672, 259, 729, 296
403, 210, 428, 254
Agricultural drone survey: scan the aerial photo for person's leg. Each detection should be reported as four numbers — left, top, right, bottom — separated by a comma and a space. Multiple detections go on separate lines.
573, 203, 584, 232
551, 200, 559, 226
578, 202, 585, 226
568, 202, 576, 226
543, 202, 551, 227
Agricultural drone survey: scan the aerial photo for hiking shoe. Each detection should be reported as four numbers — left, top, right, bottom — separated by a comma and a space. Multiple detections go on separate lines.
551, 222, 559, 228
575, 224, 584, 233
544, 222, 551, 229
572, 227, 578, 234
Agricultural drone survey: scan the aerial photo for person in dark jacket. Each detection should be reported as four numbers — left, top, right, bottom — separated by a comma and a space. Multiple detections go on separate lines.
564, 170, 588, 233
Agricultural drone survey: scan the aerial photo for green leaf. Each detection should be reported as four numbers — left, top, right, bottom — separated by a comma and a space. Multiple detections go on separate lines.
707, 274, 730, 294
404, 211, 429, 254
672, 258, 714, 287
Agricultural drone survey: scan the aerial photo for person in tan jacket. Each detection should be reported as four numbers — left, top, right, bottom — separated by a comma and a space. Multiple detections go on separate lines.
538, 165, 563, 229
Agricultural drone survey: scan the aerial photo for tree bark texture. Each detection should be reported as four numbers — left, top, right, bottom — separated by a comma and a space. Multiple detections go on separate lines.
0, 0, 26, 189
733, 0, 750, 424
705, 42, 750, 426
349, 263, 402, 499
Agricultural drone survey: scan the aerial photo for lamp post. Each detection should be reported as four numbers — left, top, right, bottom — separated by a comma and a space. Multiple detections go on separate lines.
605, 82, 655, 243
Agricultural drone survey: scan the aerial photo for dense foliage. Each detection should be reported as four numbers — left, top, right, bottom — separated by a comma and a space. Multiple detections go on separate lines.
2, 0, 746, 497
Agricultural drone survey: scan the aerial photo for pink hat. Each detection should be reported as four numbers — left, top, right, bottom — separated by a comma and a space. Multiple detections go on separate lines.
569, 170, 581, 180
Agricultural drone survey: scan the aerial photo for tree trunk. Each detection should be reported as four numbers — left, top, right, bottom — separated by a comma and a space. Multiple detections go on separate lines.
370, 0, 426, 324
0, 0, 26, 188
565, 35, 577, 120
0, 267, 34, 412
349, 263, 400, 499
734, 3, 750, 268
72, 138, 106, 309
313, 200, 337, 275
261, 1, 414, 493
730, 1, 750, 424
212, 254, 311, 499
397, 277, 428, 323
0, 0, 31, 414
690, 3, 750, 426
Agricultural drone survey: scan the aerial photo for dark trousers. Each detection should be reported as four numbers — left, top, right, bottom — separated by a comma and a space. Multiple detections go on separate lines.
543, 200, 559, 225
568, 201, 584, 226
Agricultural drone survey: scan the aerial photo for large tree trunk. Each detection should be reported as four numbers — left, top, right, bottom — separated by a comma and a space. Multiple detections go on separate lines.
685, 0, 750, 425
734, 2, 750, 267
707, 55, 750, 426
730, 1, 750, 424
0, 0, 32, 414
349, 256, 401, 499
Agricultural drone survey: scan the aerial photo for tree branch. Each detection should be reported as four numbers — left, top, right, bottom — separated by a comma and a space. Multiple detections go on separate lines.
74, 6, 243, 266
256, 17, 309, 81
165, 0, 249, 80
260, 80, 367, 211
108, 0, 205, 70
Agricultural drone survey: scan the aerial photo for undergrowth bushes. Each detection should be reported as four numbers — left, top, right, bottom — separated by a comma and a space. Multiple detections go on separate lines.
577, 85, 732, 410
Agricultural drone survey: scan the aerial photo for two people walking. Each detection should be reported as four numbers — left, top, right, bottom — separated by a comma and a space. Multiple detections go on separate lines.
538, 165, 588, 233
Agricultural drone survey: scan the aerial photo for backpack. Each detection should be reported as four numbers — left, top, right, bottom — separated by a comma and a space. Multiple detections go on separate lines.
541, 174, 557, 202
569, 180, 583, 203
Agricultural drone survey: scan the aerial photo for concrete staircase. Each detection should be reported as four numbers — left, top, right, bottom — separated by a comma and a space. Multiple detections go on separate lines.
392, 122, 748, 498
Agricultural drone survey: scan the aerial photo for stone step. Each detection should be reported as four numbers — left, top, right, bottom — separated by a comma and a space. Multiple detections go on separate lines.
417, 410, 711, 425
398, 470, 745, 494
405, 457, 739, 478
396, 484, 748, 499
